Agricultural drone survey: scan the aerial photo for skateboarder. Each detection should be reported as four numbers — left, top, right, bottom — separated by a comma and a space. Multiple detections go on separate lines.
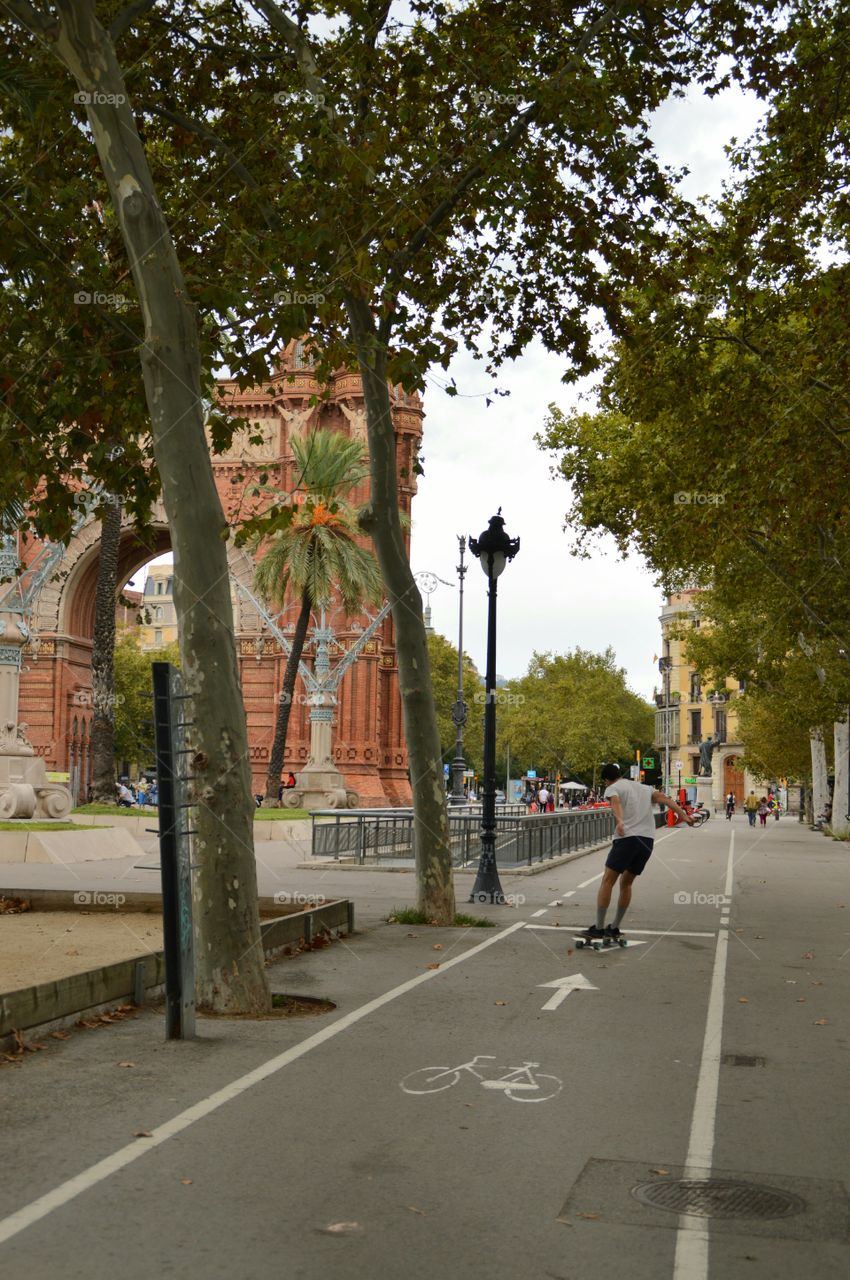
582, 763, 695, 943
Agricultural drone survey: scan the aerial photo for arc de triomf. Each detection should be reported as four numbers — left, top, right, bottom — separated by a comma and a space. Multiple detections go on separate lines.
18, 343, 422, 805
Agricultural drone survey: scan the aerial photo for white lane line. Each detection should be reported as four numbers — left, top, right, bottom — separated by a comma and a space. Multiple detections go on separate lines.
531, 909, 548, 918
672, 829, 735, 1280
525, 925, 715, 938
577, 873, 603, 889
0, 921, 528, 1246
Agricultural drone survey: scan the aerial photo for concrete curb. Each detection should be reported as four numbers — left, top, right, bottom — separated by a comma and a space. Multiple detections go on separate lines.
0, 898, 353, 1044
297, 839, 610, 876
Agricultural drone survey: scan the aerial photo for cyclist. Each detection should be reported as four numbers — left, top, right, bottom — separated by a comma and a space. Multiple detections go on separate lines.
582, 763, 694, 944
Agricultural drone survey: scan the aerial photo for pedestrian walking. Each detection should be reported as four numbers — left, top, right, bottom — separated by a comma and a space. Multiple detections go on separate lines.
758, 797, 769, 827
582, 764, 695, 945
744, 790, 759, 827
537, 785, 550, 813
725, 791, 735, 820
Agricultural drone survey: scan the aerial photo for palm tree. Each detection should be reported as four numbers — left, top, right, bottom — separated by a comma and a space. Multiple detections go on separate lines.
254, 428, 383, 804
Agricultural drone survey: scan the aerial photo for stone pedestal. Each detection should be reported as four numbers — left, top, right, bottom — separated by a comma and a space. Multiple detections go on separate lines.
693, 776, 717, 812
281, 704, 359, 811
0, 610, 72, 819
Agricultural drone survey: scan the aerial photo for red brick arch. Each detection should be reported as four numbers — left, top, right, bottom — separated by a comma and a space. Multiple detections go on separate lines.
19, 343, 419, 804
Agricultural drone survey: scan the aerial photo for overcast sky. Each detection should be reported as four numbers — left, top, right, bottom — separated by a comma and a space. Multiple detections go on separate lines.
409, 81, 765, 699
139, 78, 765, 701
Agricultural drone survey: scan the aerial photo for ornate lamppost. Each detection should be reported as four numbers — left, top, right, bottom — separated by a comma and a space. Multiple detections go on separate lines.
468, 510, 520, 903
450, 536, 469, 806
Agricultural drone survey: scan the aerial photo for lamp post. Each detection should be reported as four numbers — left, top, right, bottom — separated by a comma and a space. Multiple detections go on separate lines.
450, 536, 469, 806
468, 510, 520, 903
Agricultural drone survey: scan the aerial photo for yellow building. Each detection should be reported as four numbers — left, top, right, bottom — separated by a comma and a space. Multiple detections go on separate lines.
654, 590, 750, 805
139, 564, 178, 651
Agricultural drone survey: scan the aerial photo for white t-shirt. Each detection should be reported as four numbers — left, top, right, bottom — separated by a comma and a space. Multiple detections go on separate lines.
603, 779, 656, 840
537, 788, 549, 806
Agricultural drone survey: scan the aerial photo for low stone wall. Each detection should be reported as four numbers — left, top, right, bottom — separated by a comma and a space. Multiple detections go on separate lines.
0, 895, 352, 1039
0, 826, 142, 864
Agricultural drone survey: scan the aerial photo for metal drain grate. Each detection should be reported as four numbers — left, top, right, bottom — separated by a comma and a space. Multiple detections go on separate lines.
723, 1053, 766, 1067
631, 1178, 806, 1220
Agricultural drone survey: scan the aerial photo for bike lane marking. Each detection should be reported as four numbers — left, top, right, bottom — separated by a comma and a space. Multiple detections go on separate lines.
672, 828, 735, 1280
0, 919, 528, 1247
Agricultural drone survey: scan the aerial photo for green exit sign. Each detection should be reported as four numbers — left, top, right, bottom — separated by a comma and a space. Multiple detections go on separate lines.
642, 756, 655, 768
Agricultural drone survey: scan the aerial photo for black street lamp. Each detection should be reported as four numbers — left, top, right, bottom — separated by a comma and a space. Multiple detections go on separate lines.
450, 536, 469, 806
468, 510, 520, 902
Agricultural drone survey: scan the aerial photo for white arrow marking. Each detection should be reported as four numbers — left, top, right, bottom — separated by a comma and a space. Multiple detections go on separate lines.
538, 973, 599, 1011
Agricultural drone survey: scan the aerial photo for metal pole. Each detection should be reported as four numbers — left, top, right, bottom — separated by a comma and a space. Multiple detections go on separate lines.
469, 569, 504, 903
450, 536, 468, 806
152, 662, 195, 1040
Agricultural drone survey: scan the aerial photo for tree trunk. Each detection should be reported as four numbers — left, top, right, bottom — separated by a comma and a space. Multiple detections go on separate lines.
810, 728, 829, 826
831, 713, 850, 838
89, 498, 121, 801
34, 0, 269, 1012
263, 591, 312, 804
344, 293, 455, 923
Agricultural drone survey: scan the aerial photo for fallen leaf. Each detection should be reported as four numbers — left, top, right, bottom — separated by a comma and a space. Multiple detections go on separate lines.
426, 963, 440, 970
49, 1030, 70, 1040
133, 1131, 153, 1138
754, 935, 765, 940
406, 1206, 426, 1215
651, 1168, 670, 1176
738, 997, 749, 1003
785, 980, 797, 985
796, 998, 806, 1003
576, 1212, 601, 1220
554, 921, 560, 927
495, 1000, 507, 1006
432, 944, 443, 951
323, 1222, 362, 1235
406, 933, 418, 938
567, 947, 575, 956
811, 980, 824, 986
814, 1019, 829, 1026
802, 952, 814, 959
180, 1178, 193, 1186
117, 1061, 135, 1068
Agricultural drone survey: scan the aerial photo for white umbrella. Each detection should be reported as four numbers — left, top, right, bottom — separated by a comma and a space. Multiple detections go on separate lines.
562, 781, 587, 790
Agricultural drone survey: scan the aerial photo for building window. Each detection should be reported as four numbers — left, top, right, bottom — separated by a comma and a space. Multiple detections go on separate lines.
715, 709, 727, 743
690, 672, 701, 702
154, 629, 162, 646
156, 581, 163, 595
689, 709, 702, 744
166, 578, 173, 595
155, 606, 163, 621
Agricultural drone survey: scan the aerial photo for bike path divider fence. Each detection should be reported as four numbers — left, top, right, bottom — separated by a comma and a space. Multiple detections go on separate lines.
310, 808, 615, 869
0, 891, 353, 1044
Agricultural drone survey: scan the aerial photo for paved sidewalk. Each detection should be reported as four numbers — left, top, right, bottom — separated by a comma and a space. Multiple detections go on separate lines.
0, 816, 848, 1280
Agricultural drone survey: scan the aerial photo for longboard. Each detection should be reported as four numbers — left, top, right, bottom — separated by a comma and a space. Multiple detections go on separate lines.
574, 935, 628, 951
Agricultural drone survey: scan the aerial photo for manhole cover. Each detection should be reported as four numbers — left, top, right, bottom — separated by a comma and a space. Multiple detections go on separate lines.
631, 1179, 806, 1220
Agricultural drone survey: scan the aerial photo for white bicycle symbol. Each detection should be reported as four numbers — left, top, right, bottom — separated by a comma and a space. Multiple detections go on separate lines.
400, 1054, 562, 1103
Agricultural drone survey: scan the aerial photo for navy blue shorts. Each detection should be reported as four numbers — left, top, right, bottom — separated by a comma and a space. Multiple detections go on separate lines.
606, 835, 654, 876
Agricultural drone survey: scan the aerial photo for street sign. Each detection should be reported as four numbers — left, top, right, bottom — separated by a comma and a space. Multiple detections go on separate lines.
526, 769, 537, 778
674, 760, 684, 771
684, 776, 697, 784
629, 764, 639, 779
443, 763, 450, 775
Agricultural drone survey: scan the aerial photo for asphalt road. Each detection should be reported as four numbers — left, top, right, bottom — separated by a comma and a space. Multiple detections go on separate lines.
1, 815, 848, 1280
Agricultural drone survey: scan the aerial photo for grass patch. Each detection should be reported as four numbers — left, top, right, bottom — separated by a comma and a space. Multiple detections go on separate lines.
0, 821, 101, 831
254, 808, 310, 821
387, 907, 496, 928
72, 803, 153, 816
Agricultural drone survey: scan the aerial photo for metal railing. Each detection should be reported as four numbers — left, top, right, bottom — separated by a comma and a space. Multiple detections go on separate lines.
311, 807, 614, 867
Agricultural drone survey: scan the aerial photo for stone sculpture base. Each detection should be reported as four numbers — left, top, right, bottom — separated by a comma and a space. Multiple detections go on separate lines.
0, 753, 73, 820
281, 762, 359, 812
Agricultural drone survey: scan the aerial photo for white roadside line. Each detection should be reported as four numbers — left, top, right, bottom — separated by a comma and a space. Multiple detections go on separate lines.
672, 828, 735, 1280
0, 920, 528, 1246
531, 909, 548, 918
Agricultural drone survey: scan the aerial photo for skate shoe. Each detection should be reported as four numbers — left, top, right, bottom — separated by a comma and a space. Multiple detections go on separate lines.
581, 925, 606, 941
604, 925, 622, 941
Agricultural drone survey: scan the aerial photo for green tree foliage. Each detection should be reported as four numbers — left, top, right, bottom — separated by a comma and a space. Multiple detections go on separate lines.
426, 632, 484, 774
113, 633, 180, 767
500, 648, 654, 784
